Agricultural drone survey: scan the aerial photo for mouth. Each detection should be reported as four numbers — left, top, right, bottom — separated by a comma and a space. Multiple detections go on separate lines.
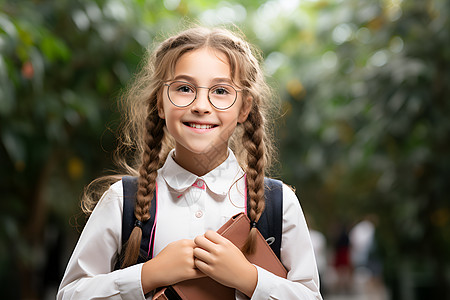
184, 122, 218, 129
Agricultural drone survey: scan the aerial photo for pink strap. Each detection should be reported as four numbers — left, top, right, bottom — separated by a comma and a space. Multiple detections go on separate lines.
244, 173, 248, 214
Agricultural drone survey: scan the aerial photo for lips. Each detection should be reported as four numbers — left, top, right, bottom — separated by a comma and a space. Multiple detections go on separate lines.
184, 122, 218, 129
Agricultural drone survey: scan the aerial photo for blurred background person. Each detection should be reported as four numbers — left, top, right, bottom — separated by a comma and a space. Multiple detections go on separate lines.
350, 216, 387, 300
332, 224, 353, 295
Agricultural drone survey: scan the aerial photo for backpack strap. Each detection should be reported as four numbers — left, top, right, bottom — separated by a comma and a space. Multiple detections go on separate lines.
247, 177, 283, 260
116, 176, 157, 269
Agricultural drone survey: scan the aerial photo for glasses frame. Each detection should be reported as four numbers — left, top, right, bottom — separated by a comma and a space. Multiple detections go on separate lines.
163, 80, 242, 110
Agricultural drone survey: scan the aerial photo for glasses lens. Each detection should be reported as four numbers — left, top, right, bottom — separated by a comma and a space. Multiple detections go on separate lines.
168, 81, 196, 107
209, 84, 237, 110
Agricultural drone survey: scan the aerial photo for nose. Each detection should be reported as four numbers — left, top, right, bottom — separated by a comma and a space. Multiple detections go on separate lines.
191, 88, 212, 114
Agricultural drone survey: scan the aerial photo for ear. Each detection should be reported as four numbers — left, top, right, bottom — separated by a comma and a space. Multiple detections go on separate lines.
157, 100, 165, 119
238, 95, 252, 123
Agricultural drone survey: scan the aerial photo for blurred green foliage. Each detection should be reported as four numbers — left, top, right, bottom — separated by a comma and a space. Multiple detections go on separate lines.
274, 1, 450, 298
0, 0, 449, 299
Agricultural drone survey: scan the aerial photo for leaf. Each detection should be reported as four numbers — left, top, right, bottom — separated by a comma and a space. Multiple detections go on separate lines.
1, 130, 26, 168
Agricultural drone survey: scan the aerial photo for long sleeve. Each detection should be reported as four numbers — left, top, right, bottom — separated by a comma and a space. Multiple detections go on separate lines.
57, 181, 146, 300
248, 184, 322, 300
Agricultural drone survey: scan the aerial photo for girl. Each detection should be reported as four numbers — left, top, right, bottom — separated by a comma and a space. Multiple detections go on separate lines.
58, 26, 322, 300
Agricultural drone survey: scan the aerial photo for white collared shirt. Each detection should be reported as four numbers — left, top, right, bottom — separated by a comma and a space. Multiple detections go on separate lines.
57, 149, 322, 300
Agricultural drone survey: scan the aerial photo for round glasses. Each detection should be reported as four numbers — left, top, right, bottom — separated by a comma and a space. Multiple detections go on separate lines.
164, 81, 242, 110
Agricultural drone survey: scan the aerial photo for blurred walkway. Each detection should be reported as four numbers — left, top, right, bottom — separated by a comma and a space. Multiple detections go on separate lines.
324, 267, 389, 300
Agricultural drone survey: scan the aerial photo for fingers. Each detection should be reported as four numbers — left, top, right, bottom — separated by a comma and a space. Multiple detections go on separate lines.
144, 238, 206, 287
194, 256, 213, 275
193, 246, 212, 266
203, 230, 224, 243
194, 230, 230, 249
194, 234, 213, 251
190, 231, 257, 296
193, 232, 221, 272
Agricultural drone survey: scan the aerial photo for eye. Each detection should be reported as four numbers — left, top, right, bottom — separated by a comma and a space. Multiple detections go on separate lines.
211, 85, 232, 96
172, 81, 195, 94
177, 85, 194, 93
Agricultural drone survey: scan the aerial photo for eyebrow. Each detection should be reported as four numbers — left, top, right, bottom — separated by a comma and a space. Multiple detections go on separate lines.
172, 74, 234, 85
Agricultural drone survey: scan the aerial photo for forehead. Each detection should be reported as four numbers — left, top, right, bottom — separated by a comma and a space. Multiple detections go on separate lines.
173, 47, 232, 83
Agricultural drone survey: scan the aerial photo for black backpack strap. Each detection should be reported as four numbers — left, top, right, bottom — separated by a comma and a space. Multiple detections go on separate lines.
116, 176, 157, 269
247, 177, 283, 260
121, 176, 138, 246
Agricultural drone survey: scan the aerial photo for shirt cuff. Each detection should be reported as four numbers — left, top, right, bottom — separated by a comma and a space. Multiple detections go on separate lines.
250, 265, 277, 300
116, 263, 146, 300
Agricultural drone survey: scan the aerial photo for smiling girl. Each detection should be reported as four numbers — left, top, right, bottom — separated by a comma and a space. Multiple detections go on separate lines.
58, 26, 322, 300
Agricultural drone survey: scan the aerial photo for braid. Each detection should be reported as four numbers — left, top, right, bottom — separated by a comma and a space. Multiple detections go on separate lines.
242, 104, 266, 254
121, 108, 165, 268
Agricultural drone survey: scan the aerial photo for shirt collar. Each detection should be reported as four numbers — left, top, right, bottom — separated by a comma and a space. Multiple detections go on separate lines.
159, 149, 244, 196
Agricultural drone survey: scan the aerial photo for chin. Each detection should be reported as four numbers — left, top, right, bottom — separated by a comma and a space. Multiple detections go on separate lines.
188, 144, 217, 155
183, 141, 227, 156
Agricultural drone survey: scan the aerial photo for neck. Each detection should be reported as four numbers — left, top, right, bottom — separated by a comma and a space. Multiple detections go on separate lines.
173, 144, 229, 176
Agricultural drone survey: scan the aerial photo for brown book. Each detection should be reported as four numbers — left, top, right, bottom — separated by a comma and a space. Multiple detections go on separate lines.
153, 212, 287, 300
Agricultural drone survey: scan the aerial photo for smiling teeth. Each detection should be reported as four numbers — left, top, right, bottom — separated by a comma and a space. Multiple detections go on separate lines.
188, 123, 213, 129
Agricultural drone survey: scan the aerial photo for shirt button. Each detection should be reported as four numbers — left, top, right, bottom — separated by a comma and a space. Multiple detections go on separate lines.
197, 180, 204, 187
195, 210, 203, 218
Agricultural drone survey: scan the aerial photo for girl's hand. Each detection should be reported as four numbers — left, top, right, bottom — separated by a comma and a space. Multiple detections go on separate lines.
193, 231, 257, 298
141, 239, 205, 294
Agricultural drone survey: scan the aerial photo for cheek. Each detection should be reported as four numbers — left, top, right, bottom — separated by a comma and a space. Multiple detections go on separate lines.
219, 111, 240, 138
238, 97, 252, 123
228, 112, 241, 124
162, 107, 184, 134
232, 102, 247, 123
